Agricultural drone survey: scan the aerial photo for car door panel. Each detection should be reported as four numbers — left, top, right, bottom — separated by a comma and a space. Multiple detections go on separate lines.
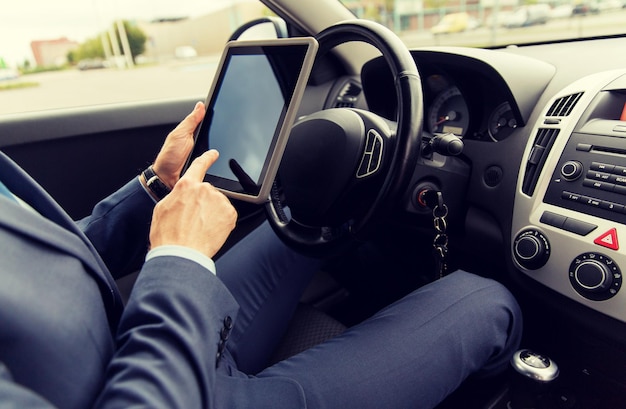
0, 99, 196, 219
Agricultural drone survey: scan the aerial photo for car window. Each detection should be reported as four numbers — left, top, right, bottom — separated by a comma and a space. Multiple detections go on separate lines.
0, 0, 271, 115
340, 0, 626, 48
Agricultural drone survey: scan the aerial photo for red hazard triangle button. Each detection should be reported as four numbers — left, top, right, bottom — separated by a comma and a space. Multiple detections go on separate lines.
594, 228, 619, 250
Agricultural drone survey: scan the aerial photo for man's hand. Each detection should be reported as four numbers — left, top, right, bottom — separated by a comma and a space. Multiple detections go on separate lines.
152, 101, 205, 189
149, 150, 237, 259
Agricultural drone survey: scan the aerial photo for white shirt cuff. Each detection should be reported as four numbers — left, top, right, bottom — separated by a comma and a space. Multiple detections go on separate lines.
146, 245, 216, 275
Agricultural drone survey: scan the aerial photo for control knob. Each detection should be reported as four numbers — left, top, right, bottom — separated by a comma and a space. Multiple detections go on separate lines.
560, 160, 583, 181
513, 229, 550, 270
569, 253, 622, 301
574, 259, 612, 292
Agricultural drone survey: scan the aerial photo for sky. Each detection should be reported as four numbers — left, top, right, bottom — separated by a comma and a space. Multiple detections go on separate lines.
0, 0, 241, 66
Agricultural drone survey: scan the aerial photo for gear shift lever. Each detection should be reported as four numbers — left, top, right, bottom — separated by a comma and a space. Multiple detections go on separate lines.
508, 349, 559, 409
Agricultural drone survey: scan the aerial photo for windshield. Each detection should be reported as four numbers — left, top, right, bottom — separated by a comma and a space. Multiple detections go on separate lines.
1, 0, 624, 115
340, 0, 626, 48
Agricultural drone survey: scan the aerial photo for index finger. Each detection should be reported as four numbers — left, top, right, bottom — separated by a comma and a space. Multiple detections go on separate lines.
183, 149, 219, 182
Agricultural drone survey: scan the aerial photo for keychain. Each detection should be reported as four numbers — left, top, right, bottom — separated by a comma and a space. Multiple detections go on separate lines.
420, 190, 450, 279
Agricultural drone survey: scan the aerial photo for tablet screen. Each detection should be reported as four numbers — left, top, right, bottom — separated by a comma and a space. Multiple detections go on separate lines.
188, 37, 318, 203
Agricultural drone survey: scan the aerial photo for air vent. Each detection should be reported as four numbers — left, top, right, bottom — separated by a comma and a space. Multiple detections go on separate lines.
334, 81, 362, 108
522, 128, 560, 196
546, 93, 583, 117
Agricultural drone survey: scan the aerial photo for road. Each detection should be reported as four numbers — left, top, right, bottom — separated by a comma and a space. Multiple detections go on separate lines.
1, 10, 624, 116
0, 57, 220, 115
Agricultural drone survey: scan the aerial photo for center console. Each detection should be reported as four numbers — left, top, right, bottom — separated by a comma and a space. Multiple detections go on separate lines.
512, 69, 626, 323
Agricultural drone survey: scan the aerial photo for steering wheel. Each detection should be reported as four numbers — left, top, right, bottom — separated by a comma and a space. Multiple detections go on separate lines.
266, 19, 424, 256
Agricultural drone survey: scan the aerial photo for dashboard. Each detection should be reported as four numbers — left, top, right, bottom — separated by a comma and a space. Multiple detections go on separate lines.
311, 38, 626, 345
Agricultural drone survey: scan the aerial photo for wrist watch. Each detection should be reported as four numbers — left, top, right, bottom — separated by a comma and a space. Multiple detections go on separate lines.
142, 166, 171, 201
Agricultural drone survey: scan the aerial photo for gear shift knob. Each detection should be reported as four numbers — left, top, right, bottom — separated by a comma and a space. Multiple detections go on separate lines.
508, 349, 559, 409
511, 349, 559, 382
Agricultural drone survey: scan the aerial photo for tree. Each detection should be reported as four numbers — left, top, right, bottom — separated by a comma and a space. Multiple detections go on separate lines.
116, 20, 147, 62
70, 36, 104, 62
68, 20, 147, 64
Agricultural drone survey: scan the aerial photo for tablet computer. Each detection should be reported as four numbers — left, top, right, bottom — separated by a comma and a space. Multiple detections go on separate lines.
185, 37, 318, 204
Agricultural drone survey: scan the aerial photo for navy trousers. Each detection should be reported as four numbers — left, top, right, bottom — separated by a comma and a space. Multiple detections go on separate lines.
216, 222, 522, 409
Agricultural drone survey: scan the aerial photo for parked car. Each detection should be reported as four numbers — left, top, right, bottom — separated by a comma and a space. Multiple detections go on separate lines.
77, 59, 108, 70
431, 12, 477, 35
502, 4, 551, 28
0, 67, 19, 80
2, 0, 626, 407
550, 4, 574, 19
572, 1, 601, 15
174, 45, 198, 59
596, 0, 623, 11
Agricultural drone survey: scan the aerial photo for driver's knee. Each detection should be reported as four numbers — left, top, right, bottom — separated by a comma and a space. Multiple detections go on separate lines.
388, 270, 522, 375
443, 271, 523, 376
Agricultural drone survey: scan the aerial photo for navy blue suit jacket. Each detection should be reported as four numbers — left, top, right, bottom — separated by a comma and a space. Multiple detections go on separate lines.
0, 152, 306, 408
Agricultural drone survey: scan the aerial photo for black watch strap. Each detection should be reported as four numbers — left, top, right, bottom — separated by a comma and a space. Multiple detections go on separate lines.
142, 166, 171, 201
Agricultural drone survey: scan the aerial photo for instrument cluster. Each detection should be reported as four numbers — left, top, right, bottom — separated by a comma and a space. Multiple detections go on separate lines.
424, 73, 518, 142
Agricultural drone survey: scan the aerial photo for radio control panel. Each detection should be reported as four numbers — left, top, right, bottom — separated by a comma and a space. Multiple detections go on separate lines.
544, 131, 626, 226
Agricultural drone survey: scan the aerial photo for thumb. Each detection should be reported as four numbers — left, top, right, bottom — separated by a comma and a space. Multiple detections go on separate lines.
172, 101, 205, 136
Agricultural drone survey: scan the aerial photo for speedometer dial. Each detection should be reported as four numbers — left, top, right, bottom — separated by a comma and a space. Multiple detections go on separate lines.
427, 86, 469, 137
488, 102, 517, 141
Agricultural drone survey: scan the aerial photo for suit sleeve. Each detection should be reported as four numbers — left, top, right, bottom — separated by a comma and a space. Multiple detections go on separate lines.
94, 256, 239, 409
76, 178, 155, 279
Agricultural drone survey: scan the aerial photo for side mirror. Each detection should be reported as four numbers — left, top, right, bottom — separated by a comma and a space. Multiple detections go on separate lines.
229, 16, 288, 41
